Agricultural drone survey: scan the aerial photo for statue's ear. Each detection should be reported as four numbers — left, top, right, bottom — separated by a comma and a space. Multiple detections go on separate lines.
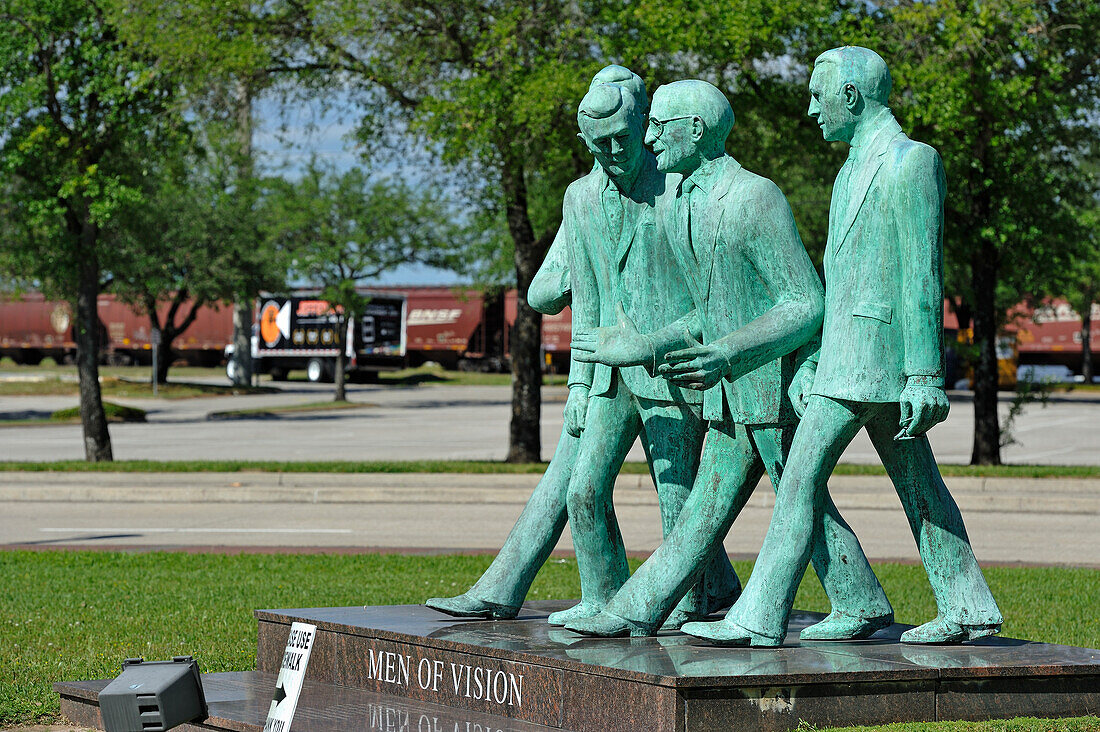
691, 116, 705, 142
843, 82, 860, 111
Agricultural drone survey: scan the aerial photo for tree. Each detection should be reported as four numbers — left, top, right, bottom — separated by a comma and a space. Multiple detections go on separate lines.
114, 0, 597, 461
1065, 204, 1100, 384
872, 0, 1100, 464
266, 163, 469, 400
108, 130, 286, 383
0, 0, 185, 460
605, 0, 1100, 464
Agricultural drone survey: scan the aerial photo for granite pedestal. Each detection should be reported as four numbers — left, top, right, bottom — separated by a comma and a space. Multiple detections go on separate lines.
56, 601, 1100, 732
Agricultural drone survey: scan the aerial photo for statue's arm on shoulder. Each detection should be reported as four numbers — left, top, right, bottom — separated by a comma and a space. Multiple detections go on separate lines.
529, 222, 571, 315
896, 141, 947, 385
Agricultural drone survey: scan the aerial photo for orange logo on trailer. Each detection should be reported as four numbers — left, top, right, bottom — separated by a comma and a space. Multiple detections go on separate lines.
260, 302, 282, 346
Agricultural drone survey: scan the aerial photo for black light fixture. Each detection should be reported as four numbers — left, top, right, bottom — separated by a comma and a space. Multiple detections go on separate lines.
98, 656, 207, 732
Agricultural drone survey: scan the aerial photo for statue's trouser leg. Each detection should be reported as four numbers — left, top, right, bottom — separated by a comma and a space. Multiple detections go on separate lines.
605, 419, 764, 629
864, 405, 1002, 627
566, 381, 642, 608
722, 396, 867, 639
633, 397, 739, 615
755, 424, 892, 623
607, 417, 890, 630
466, 429, 580, 608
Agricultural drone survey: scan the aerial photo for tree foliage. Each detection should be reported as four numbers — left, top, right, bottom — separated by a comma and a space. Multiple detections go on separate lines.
0, 0, 187, 460
265, 163, 472, 399
108, 127, 286, 383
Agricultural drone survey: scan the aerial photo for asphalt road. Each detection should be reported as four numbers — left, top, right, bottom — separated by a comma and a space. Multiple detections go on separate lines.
1, 380, 1098, 464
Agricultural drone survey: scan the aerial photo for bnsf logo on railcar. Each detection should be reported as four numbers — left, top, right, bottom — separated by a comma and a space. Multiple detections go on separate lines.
407, 308, 464, 326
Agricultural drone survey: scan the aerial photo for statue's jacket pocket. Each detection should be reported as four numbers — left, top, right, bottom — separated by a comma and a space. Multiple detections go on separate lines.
851, 301, 893, 324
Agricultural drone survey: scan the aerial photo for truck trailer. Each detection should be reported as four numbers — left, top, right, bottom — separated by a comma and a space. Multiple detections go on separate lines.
227, 293, 407, 382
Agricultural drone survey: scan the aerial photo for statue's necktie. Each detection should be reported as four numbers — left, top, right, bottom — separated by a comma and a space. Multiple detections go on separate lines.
680, 177, 702, 264
602, 183, 624, 242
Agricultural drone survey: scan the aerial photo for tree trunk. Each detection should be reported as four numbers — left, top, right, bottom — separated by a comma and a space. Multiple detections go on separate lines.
154, 340, 172, 384
334, 314, 348, 402
75, 253, 113, 462
231, 301, 254, 385
230, 73, 256, 386
969, 249, 1001, 465
501, 159, 544, 463
1082, 294, 1094, 384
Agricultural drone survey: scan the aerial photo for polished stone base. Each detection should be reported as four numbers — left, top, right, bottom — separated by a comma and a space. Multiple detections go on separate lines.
56, 601, 1100, 732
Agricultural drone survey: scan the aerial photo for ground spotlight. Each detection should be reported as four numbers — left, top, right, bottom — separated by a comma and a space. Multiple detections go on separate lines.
98, 656, 207, 732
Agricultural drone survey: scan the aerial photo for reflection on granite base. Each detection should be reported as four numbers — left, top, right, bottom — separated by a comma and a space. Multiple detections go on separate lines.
54, 601, 1100, 732
56, 671, 559, 732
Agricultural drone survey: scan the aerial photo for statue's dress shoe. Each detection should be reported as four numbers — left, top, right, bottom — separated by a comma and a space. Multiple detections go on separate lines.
425, 593, 519, 620
566, 611, 651, 638
547, 602, 601, 626
800, 611, 894, 641
680, 619, 783, 647
660, 608, 700, 632
900, 616, 1001, 645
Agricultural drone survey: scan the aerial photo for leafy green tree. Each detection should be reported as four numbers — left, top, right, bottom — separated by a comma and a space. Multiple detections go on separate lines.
1064, 205, 1100, 384
265, 164, 469, 401
0, 0, 185, 460
606, 0, 1100, 464
871, 0, 1100, 464
108, 129, 286, 383
113, 0, 595, 461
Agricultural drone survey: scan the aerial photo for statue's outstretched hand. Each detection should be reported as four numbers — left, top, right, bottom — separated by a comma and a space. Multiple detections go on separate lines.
897, 383, 949, 439
659, 332, 732, 391
570, 304, 655, 367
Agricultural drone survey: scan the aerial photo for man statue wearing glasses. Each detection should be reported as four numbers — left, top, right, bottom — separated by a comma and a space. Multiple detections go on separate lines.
428, 66, 739, 626
568, 79, 893, 638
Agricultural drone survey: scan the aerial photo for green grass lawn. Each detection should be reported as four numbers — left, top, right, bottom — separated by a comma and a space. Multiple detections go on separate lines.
2, 551, 1098, 729
0, 459, 1098, 479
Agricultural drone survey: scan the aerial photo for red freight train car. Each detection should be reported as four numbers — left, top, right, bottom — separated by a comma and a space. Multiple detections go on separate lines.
0, 293, 231, 366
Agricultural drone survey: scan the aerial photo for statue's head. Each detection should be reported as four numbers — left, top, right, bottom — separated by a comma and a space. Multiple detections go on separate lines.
645, 80, 734, 175
808, 46, 892, 143
590, 64, 648, 116
578, 78, 646, 183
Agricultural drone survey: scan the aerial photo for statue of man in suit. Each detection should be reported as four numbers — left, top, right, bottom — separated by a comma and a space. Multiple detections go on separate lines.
427, 65, 737, 624
551, 71, 741, 627
682, 47, 1002, 646
567, 79, 892, 638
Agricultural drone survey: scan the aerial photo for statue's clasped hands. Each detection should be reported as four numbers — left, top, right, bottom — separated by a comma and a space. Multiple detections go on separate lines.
658, 332, 732, 391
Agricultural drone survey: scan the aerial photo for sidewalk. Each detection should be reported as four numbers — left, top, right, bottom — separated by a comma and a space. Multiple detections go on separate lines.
1, 470, 1098, 515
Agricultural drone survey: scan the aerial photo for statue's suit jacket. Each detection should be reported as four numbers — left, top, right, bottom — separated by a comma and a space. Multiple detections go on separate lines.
567, 152, 700, 405
811, 115, 946, 402
659, 156, 824, 424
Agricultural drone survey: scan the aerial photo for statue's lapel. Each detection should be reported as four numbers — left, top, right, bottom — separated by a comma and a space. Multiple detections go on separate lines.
577, 173, 615, 288
665, 183, 706, 309
615, 165, 655, 269
834, 123, 903, 255
701, 158, 740, 302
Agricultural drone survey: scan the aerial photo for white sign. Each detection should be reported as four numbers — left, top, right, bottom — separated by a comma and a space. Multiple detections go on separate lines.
263, 622, 317, 732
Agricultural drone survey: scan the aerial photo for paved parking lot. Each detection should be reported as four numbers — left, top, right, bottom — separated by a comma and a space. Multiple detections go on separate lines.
1, 381, 1098, 464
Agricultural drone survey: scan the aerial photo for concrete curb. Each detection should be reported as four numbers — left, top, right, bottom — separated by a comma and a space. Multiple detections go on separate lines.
0, 471, 1098, 514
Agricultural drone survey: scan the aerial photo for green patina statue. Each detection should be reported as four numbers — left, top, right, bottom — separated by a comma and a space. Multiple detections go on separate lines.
567, 79, 892, 639
550, 68, 741, 628
680, 47, 1002, 647
426, 65, 738, 624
